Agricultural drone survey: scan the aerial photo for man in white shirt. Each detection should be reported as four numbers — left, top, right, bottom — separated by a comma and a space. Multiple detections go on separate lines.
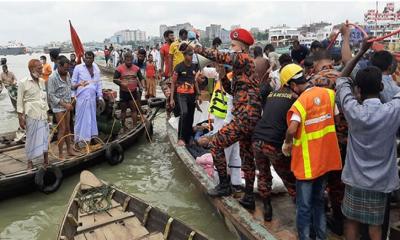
17, 59, 49, 169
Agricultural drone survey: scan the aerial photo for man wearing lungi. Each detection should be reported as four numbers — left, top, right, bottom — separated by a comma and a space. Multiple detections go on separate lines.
17, 59, 49, 169
71, 51, 103, 145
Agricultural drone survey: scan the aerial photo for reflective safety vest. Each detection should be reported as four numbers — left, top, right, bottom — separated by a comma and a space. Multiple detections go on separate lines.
208, 81, 228, 119
287, 87, 342, 180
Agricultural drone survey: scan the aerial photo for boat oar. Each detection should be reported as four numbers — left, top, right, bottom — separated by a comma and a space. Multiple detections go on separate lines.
127, 88, 153, 143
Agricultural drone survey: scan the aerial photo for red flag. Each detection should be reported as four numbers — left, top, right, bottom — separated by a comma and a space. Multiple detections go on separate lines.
69, 20, 84, 64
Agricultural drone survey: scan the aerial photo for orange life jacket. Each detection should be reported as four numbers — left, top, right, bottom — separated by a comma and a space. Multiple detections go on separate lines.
287, 87, 342, 180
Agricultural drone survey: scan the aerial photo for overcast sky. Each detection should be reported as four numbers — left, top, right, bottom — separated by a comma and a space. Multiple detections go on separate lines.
0, 1, 388, 46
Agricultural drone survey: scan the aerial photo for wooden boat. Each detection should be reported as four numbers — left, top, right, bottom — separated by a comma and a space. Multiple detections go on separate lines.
167, 121, 400, 240
0, 104, 161, 200
58, 171, 208, 240
167, 121, 279, 240
97, 62, 116, 75
0, 129, 25, 153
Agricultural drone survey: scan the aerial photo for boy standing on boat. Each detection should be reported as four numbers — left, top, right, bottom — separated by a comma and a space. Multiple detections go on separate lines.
47, 56, 78, 159
170, 48, 201, 146
145, 54, 157, 99
40, 56, 52, 83
282, 63, 342, 240
196, 29, 261, 203
17, 59, 49, 169
114, 52, 145, 130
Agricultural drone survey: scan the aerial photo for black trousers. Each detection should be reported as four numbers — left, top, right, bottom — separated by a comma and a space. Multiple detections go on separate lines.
177, 93, 196, 144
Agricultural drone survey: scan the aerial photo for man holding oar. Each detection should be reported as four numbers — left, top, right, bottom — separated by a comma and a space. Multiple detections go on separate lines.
113, 52, 145, 130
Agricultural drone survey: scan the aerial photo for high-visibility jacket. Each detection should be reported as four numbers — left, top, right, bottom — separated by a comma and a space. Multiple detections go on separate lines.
208, 81, 228, 119
287, 87, 342, 180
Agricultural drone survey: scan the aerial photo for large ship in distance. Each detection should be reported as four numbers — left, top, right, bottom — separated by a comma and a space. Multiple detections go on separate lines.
0, 41, 26, 56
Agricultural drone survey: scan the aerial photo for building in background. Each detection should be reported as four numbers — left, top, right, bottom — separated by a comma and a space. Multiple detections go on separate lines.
364, 2, 400, 44
159, 23, 194, 38
109, 29, 147, 44
268, 25, 300, 48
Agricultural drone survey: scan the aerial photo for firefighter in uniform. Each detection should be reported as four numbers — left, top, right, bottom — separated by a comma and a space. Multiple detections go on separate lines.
196, 29, 262, 209
251, 64, 301, 221
209, 72, 242, 190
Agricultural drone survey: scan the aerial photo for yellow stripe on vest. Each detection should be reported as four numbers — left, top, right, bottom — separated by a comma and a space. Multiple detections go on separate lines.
292, 89, 337, 179
293, 101, 312, 179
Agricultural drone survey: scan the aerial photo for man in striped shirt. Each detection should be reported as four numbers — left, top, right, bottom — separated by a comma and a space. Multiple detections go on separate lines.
47, 56, 78, 159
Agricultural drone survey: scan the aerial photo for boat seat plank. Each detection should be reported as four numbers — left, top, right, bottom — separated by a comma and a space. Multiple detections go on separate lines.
83, 229, 107, 240
101, 221, 136, 240
147, 232, 164, 240
79, 211, 111, 228
73, 233, 88, 240
2, 149, 28, 162
122, 217, 149, 239
0, 158, 27, 174
77, 211, 134, 233
135, 232, 164, 240
0, 153, 13, 162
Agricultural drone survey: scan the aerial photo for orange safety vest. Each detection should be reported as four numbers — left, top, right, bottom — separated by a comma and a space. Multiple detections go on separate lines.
287, 87, 342, 180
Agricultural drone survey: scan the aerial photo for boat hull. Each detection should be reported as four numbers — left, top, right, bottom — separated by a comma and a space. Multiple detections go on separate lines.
58, 172, 209, 240
0, 107, 161, 200
166, 121, 277, 240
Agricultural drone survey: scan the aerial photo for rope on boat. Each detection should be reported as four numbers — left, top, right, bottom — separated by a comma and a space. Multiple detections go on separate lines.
77, 184, 114, 214
48, 93, 117, 160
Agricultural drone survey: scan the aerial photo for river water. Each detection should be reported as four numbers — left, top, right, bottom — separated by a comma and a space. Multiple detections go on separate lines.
0, 54, 234, 240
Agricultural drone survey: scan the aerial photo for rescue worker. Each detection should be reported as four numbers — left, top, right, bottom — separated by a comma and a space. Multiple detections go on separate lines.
196, 29, 262, 206
282, 63, 342, 240
251, 64, 299, 221
208, 70, 242, 192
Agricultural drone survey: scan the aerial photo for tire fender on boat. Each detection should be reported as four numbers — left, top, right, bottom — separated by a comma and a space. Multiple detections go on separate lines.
105, 142, 124, 165
34, 166, 63, 194
148, 97, 166, 108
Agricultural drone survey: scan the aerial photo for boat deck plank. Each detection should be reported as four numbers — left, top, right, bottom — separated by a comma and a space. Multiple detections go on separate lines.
73, 233, 88, 240
0, 154, 28, 174
84, 229, 108, 240
123, 217, 150, 239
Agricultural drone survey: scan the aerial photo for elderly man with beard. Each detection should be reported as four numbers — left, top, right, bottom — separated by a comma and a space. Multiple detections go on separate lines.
17, 59, 49, 169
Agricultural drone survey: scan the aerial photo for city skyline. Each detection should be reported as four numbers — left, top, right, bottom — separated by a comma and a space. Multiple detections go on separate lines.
0, 1, 390, 46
